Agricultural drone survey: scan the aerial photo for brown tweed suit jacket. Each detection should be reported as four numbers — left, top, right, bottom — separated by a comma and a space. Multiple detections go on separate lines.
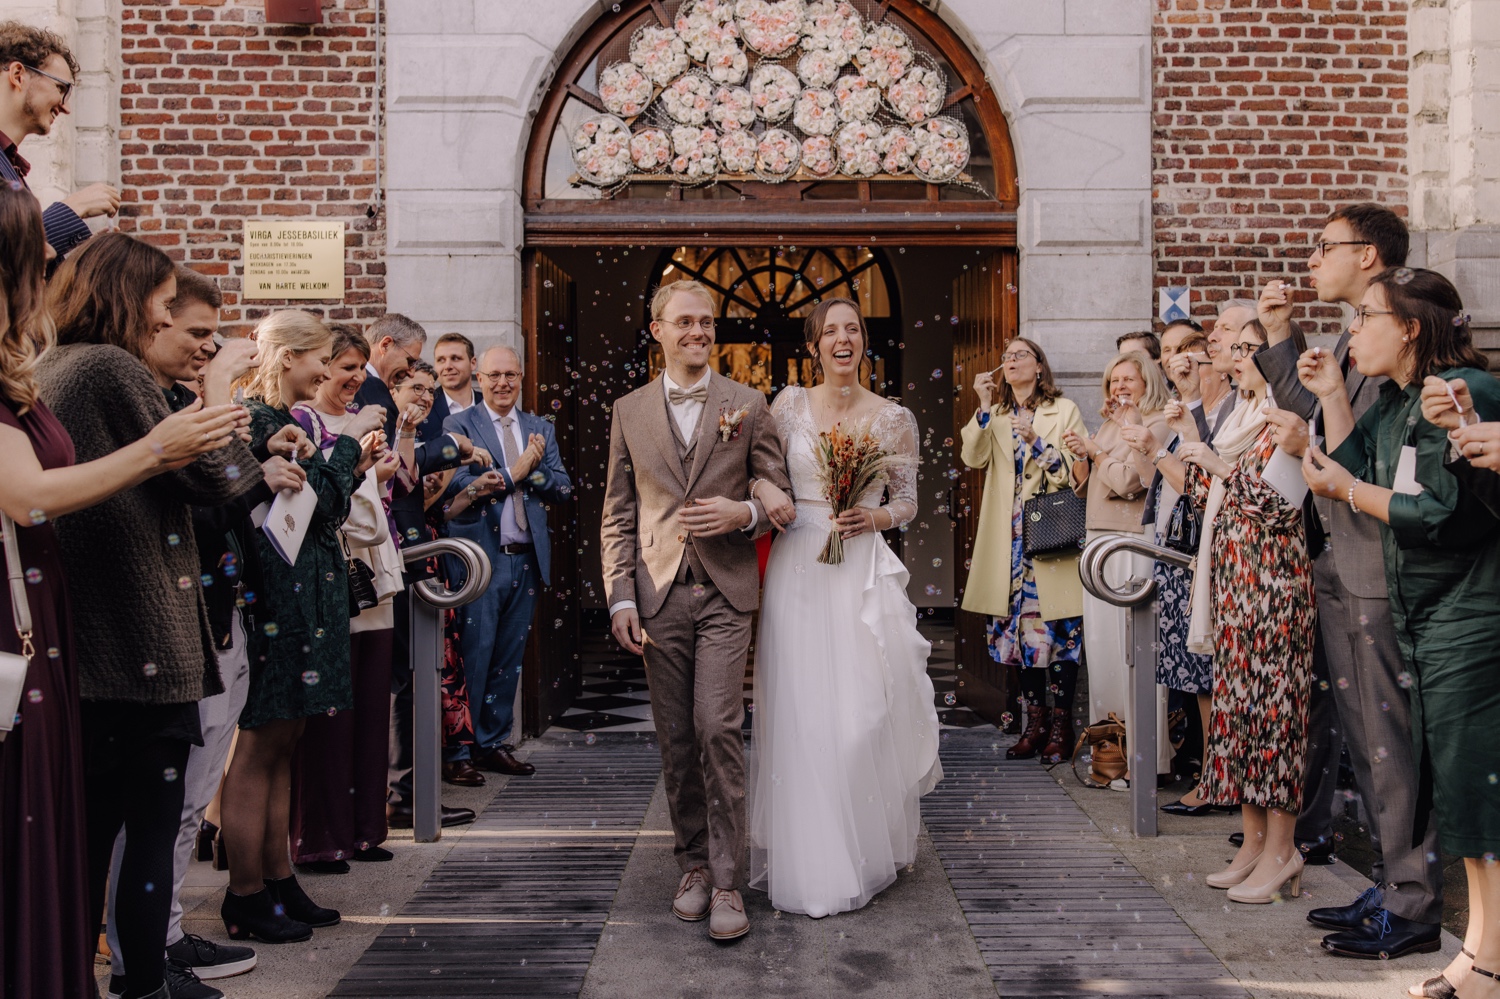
600, 372, 789, 618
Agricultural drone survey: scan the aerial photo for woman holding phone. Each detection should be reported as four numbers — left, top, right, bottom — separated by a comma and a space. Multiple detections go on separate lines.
960, 338, 1087, 762
1304, 268, 1500, 991
1064, 351, 1172, 783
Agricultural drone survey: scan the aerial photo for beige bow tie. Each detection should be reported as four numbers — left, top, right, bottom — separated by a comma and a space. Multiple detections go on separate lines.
668, 384, 708, 405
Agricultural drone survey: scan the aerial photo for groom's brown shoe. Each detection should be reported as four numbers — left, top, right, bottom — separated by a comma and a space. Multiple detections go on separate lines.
672, 868, 711, 921
708, 888, 749, 941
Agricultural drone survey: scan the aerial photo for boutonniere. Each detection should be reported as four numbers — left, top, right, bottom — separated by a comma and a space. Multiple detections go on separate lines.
719, 405, 750, 442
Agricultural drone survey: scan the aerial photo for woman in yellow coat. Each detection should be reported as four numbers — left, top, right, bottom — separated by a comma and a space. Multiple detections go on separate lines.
960, 339, 1087, 762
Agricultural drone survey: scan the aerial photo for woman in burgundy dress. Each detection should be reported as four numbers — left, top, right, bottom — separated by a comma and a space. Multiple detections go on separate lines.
0, 187, 243, 998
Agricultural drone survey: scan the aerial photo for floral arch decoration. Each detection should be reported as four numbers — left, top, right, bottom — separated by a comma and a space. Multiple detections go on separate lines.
523, 0, 1018, 242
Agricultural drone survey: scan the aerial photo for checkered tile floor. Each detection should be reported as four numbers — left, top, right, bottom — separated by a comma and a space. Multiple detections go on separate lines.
549, 611, 992, 734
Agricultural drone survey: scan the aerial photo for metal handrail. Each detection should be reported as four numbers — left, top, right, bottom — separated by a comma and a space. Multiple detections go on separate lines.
1079, 534, 1193, 608
1076, 532, 1197, 839
402, 537, 492, 608
400, 536, 492, 842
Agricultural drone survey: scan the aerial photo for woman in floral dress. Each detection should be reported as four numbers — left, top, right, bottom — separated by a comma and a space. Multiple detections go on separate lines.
960, 338, 1087, 762
1147, 318, 1315, 904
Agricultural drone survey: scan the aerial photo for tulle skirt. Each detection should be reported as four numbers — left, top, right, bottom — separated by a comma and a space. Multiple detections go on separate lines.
748, 502, 943, 917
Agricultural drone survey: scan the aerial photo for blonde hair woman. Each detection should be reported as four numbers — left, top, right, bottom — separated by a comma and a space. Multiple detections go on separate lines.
1062, 351, 1174, 782
960, 338, 1088, 763
218, 311, 385, 944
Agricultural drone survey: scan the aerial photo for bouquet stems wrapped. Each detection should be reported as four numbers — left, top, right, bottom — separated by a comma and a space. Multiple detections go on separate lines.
815, 420, 899, 565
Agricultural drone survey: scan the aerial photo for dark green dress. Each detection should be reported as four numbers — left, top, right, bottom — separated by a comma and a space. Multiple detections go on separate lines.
1329, 367, 1500, 857
241, 402, 362, 729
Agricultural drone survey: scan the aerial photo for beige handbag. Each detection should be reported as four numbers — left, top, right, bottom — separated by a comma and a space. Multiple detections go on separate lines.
1071, 712, 1129, 788
0, 511, 35, 742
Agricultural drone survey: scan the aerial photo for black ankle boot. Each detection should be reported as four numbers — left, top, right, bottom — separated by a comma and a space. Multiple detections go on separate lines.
265, 874, 341, 927
221, 887, 312, 943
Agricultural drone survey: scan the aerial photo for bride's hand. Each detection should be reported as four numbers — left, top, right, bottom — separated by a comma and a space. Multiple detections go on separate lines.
832, 507, 880, 541
753, 480, 797, 531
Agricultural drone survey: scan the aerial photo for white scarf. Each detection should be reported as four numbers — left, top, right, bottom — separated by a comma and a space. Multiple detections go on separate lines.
1186, 391, 1271, 655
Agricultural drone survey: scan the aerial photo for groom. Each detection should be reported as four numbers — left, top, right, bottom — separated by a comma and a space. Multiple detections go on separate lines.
600, 280, 789, 941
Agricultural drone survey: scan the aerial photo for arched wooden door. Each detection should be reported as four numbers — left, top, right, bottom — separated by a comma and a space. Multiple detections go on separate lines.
518, 0, 1022, 733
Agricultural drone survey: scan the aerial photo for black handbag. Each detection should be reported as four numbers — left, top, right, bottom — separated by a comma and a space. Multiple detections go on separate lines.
346, 554, 379, 615
1162, 493, 1202, 555
1021, 488, 1088, 558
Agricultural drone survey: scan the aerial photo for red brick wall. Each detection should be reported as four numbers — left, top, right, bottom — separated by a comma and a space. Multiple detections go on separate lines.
117, 0, 384, 334
1152, 0, 1409, 333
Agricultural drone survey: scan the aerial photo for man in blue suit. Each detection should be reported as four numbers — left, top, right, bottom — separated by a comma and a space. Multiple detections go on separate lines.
419, 332, 482, 446
443, 345, 572, 779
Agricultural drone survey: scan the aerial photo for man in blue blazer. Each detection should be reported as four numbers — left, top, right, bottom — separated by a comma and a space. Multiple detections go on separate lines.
442, 345, 572, 779
419, 332, 482, 445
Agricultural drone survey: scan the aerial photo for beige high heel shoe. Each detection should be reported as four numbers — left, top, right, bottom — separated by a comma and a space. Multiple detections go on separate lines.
1227, 853, 1304, 904
1206, 849, 1264, 889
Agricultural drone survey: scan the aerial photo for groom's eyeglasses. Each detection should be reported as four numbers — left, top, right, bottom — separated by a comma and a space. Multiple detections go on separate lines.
666, 317, 716, 332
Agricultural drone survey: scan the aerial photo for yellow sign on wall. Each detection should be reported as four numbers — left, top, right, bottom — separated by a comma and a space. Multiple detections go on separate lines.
243, 221, 345, 300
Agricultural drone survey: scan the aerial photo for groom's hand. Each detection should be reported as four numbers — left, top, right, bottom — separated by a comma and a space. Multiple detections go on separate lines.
611, 608, 644, 655
678, 496, 751, 537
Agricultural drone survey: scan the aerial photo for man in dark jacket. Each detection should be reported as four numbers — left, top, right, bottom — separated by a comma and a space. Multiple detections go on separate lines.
0, 21, 121, 260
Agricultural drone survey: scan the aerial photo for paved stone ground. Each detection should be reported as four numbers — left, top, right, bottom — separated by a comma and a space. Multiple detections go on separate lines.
117, 729, 1461, 999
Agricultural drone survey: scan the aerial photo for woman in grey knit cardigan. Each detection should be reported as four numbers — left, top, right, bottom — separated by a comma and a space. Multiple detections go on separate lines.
36, 233, 262, 999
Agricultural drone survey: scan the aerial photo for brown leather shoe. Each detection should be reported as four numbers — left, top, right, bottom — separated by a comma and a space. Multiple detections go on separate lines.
672, 868, 711, 921
708, 888, 749, 941
442, 760, 486, 787
474, 747, 536, 776
1006, 704, 1048, 760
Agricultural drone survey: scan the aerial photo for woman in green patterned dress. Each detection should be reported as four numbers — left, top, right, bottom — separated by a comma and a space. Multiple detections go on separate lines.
1302, 268, 1500, 995
217, 311, 386, 943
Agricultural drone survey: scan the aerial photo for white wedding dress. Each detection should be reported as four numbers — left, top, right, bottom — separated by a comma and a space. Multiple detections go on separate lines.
748, 387, 944, 917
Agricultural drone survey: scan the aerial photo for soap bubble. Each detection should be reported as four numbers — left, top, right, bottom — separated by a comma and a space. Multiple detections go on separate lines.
302, 670, 321, 686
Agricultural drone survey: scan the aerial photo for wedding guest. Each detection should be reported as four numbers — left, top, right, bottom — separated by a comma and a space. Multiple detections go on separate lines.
1146, 317, 1315, 904
218, 310, 382, 943
0, 185, 242, 999
0, 22, 121, 259
960, 338, 1086, 763
104, 268, 304, 993
1257, 204, 1444, 963
442, 346, 573, 778
288, 325, 403, 873
36, 232, 258, 999
1303, 268, 1500, 989
1126, 329, 1218, 814
419, 332, 481, 445
1116, 330, 1160, 363
395, 360, 483, 782
1063, 351, 1172, 782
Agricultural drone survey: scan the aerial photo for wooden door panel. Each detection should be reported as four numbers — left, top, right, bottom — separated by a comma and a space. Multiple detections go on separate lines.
951, 251, 1017, 727
522, 251, 580, 736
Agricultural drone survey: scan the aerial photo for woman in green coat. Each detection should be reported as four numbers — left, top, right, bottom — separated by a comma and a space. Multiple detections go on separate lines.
217, 310, 385, 944
1301, 268, 1500, 996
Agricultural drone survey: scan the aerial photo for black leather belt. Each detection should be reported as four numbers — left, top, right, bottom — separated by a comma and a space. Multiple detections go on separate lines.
498, 543, 535, 555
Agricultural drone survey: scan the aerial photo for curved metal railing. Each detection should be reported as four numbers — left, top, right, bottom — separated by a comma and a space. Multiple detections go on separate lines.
1079, 533, 1193, 608
1076, 533, 1196, 839
400, 537, 492, 842
402, 537, 492, 608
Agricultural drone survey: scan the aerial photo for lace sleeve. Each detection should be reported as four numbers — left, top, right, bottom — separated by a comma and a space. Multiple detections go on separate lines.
769, 385, 800, 446
881, 404, 920, 529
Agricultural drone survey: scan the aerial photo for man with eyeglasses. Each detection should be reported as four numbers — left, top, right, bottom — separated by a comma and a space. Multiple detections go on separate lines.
0, 21, 122, 260
355, 313, 487, 828
442, 346, 573, 781
1256, 204, 1444, 964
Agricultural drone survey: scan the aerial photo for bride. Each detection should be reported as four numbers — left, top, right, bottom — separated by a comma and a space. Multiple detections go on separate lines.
747, 296, 943, 918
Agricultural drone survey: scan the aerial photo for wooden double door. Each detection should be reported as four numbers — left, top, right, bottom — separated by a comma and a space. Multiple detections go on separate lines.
518, 247, 1017, 736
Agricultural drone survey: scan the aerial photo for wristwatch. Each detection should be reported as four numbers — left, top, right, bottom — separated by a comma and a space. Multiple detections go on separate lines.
1152, 448, 1168, 465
